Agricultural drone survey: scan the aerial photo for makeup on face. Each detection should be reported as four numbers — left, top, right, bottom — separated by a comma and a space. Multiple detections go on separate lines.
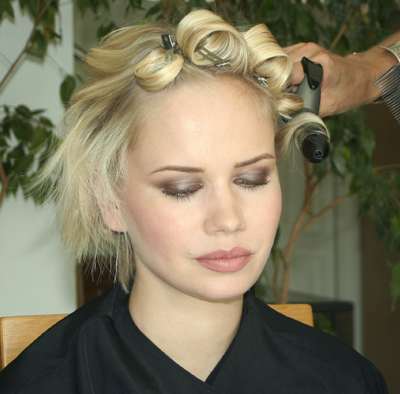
148, 153, 276, 202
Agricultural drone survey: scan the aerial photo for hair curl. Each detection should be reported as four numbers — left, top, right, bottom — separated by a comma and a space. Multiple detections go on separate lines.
31, 9, 328, 293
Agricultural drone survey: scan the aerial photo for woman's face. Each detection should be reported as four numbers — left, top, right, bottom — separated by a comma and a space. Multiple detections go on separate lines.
113, 76, 282, 301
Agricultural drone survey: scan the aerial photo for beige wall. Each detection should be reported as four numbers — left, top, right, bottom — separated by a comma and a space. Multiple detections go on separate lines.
0, 1, 76, 315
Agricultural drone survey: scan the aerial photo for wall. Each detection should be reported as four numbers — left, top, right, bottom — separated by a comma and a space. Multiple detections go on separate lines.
0, 1, 76, 315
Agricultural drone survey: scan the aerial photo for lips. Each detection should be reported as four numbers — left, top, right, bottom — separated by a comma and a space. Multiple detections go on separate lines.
196, 246, 252, 260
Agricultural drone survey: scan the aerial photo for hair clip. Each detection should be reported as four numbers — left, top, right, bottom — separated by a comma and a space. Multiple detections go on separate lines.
161, 33, 179, 51
196, 45, 231, 68
254, 74, 269, 87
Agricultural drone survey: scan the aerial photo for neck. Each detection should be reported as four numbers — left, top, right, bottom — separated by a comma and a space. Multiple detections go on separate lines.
127, 273, 245, 381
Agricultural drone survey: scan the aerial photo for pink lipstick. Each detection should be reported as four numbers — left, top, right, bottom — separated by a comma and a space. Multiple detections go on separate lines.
196, 247, 252, 273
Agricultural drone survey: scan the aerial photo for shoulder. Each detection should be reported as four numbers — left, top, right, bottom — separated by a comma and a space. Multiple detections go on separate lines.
252, 296, 388, 393
0, 284, 125, 393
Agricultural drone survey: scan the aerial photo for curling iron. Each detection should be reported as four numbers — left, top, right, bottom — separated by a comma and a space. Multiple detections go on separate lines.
283, 57, 330, 163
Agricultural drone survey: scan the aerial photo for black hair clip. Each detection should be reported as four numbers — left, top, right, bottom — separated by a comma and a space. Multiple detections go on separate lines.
161, 33, 179, 51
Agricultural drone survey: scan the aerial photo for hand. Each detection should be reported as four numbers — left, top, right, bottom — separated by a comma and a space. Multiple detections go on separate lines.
285, 42, 386, 117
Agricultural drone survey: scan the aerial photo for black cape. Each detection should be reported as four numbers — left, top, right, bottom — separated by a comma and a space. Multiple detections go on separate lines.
0, 284, 388, 393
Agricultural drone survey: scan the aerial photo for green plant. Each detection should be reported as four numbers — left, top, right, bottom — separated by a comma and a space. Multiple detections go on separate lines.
1, 0, 399, 309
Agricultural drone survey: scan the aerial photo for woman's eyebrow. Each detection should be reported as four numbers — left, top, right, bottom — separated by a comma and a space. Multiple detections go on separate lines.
149, 152, 275, 175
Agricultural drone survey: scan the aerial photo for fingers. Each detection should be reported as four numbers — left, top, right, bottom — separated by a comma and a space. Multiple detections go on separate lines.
284, 42, 329, 85
286, 42, 324, 63
290, 62, 304, 85
284, 42, 307, 53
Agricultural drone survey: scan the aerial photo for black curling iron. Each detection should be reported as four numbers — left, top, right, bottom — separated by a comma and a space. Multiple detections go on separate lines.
285, 57, 330, 163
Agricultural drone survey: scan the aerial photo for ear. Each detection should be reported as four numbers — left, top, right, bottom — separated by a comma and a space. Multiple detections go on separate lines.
92, 172, 128, 233
98, 199, 128, 233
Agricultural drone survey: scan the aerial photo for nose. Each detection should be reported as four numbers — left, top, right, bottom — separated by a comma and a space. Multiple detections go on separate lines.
204, 185, 245, 234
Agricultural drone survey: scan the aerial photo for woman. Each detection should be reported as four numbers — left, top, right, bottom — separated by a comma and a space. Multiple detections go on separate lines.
0, 9, 388, 394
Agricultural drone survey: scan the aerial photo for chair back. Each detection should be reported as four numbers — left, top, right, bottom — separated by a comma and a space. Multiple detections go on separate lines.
269, 303, 314, 327
0, 304, 313, 369
0, 314, 66, 369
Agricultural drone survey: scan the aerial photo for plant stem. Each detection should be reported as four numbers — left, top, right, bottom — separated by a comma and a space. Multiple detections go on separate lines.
277, 161, 313, 303
329, 21, 348, 51
277, 162, 349, 303
329, 9, 354, 51
0, 0, 53, 93
302, 193, 352, 232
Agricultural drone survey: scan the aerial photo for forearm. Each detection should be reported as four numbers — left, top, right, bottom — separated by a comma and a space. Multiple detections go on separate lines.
350, 31, 400, 104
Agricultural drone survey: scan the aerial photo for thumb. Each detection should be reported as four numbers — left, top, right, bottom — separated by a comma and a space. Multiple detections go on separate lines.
289, 61, 305, 86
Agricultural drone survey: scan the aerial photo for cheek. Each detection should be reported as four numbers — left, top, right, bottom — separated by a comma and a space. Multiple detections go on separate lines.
255, 180, 282, 232
122, 196, 188, 259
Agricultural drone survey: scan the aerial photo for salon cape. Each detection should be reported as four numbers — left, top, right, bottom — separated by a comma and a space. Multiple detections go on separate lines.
0, 284, 388, 394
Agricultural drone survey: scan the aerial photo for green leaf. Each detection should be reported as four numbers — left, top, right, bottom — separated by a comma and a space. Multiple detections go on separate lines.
0, 136, 7, 148
11, 117, 33, 142
145, 2, 161, 18
29, 126, 49, 152
31, 109, 45, 116
60, 75, 77, 107
0, 0, 15, 21
18, 0, 38, 18
97, 22, 117, 40
188, 0, 209, 8
1, 116, 11, 137
13, 153, 34, 175
15, 105, 32, 119
20, 175, 32, 200
26, 29, 48, 59
38, 116, 54, 128
76, 0, 89, 15
41, 3, 58, 33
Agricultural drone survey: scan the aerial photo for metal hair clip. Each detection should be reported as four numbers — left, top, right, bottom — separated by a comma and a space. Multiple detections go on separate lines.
161, 33, 179, 51
197, 46, 231, 68
254, 75, 269, 87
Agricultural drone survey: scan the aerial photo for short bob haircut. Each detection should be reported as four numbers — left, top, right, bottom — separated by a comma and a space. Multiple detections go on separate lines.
32, 9, 328, 293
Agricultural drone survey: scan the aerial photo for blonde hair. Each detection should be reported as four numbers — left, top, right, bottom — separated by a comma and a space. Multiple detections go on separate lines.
31, 9, 328, 293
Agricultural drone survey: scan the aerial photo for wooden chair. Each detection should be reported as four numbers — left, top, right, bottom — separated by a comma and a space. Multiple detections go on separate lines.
0, 314, 66, 369
0, 304, 313, 369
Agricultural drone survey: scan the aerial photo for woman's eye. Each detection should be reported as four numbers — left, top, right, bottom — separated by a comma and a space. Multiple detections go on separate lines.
162, 185, 201, 202
161, 175, 271, 202
234, 177, 270, 189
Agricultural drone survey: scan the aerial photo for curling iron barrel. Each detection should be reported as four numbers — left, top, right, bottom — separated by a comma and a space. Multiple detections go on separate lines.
292, 57, 330, 163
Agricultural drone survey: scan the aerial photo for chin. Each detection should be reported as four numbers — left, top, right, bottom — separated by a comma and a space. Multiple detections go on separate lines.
184, 279, 252, 304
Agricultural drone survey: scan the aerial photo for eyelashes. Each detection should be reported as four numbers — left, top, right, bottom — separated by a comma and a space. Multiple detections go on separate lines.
161, 175, 271, 202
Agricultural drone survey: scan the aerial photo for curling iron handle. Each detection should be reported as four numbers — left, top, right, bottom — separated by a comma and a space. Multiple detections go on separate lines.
296, 57, 323, 114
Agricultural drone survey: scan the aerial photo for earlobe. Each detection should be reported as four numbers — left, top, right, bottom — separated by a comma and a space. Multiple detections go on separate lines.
99, 200, 128, 233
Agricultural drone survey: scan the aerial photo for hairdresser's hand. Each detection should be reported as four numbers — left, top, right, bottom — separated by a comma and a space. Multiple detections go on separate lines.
285, 42, 395, 117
